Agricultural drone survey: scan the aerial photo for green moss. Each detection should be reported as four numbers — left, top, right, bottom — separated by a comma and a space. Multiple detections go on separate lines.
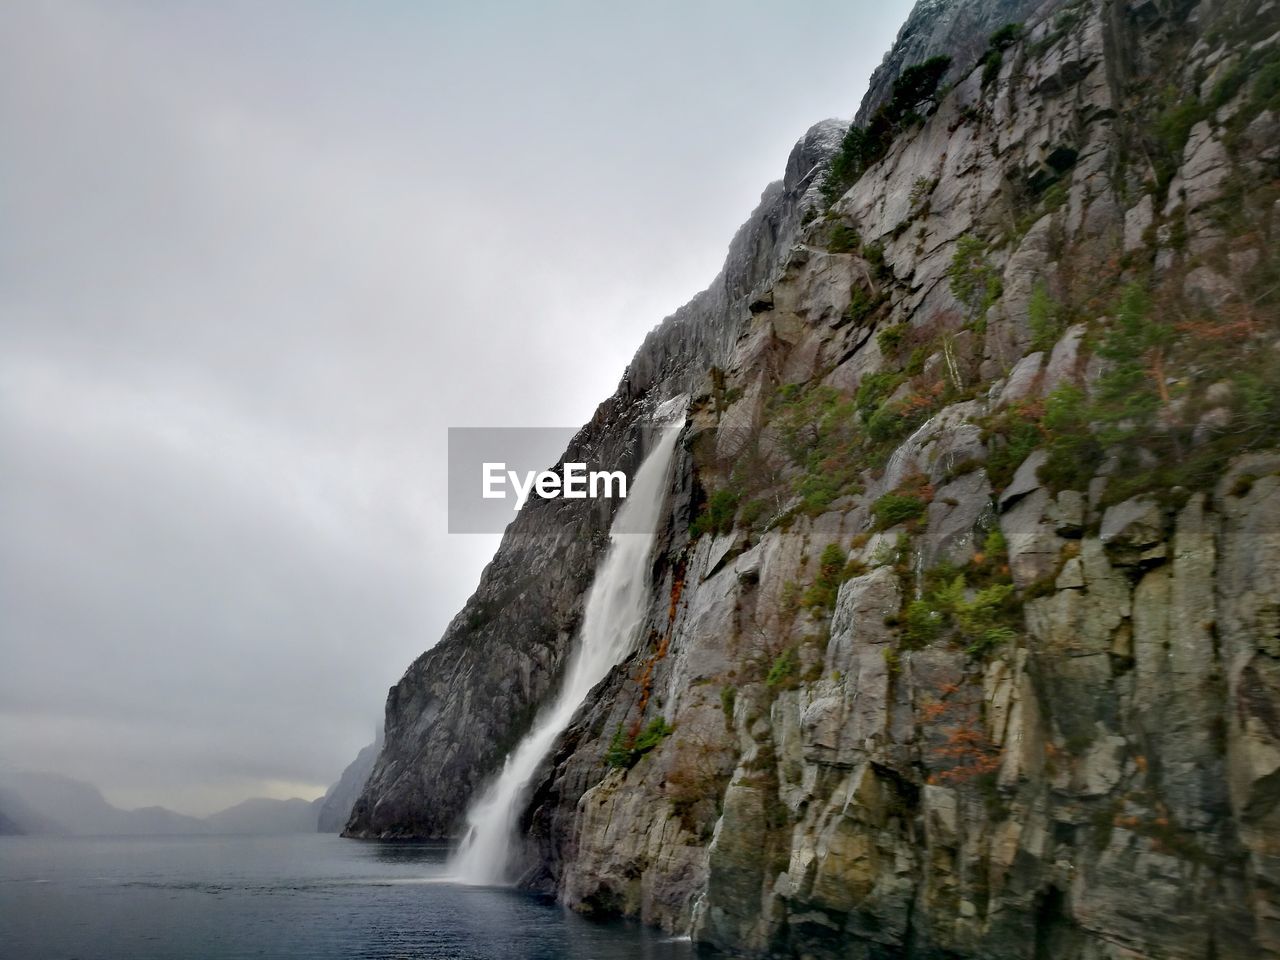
1027, 6, 1082, 57
1250, 57, 1280, 112
910, 176, 936, 207
634, 717, 674, 753
719, 685, 736, 721
865, 405, 903, 443
877, 322, 909, 355
948, 235, 1003, 326
982, 50, 1003, 89
905, 345, 929, 376
771, 384, 865, 515
1039, 384, 1103, 493
1150, 93, 1209, 195
739, 498, 770, 530
987, 418, 1044, 491
1211, 57, 1251, 109
779, 581, 800, 619
691, 487, 740, 538
822, 56, 952, 206
1093, 284, 1168, 437
904, 598, 943, 645
1025, 253, 1280, 505
606, 717, 675, 769
829, 223, 861, 253
901, 571, 1021, 655
872, 492, 928, 529
979, 25, 1021, 91
776, 382, 802, 403
801, 543, 849, 613
864, 242, 887, 278
1042, 180, 1069, 212
846, 285, 882, 324
1028, 281, 1065, 351
988, 22, 1023, 51
766, 648, 798, 688
855, 372, 904, 418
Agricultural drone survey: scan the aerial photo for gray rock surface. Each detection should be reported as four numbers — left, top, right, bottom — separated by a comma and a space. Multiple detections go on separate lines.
344, 118, 847, 840
855, 0, 1070, 126
317, 729, 382, 833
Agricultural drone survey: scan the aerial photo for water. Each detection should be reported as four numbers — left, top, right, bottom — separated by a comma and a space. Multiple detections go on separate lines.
451, 423, 683, 885
0, 834, 697, 960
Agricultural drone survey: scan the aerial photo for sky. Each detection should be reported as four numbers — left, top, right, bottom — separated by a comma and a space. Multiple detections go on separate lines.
0, 0, 915, 816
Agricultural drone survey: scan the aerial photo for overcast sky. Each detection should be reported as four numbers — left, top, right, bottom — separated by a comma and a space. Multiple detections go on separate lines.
0, 0, 914, 816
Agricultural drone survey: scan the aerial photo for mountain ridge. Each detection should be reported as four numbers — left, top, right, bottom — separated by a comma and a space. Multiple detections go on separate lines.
0, 770, 324, 837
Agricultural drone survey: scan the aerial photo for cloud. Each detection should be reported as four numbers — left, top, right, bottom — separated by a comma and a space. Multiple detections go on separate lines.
0, 0, 912, 814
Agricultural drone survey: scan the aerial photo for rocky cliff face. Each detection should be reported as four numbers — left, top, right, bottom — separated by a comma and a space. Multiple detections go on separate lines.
854, 0, 1063, 125
317, 730, 382, 833
344, 117, 845, 841
354, 0, 1280, 955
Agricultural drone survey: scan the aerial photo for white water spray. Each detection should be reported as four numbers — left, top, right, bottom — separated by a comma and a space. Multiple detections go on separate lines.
450, 418, 683, 885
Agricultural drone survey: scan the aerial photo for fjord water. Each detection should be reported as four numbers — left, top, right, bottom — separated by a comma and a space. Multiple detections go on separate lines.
452, 422, 683, 885
0, 834, 695, 959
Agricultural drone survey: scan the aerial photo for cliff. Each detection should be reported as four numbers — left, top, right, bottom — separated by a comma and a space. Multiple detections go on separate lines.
854, 0, 1061, 125
352, 0, 1280, 955
344, 117, 845, 840
317, 731, 382, 833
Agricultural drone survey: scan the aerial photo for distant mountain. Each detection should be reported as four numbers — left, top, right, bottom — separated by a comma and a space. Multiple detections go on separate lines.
0, 770, 323, 837
0, 784, 60, 835
0, 771, 208, 836
0, 806, 24, 835
317, 730, 382, 833
205, 796, 321, 835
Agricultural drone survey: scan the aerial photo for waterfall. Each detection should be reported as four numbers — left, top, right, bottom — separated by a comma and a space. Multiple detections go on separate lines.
450, 419, 683, 885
